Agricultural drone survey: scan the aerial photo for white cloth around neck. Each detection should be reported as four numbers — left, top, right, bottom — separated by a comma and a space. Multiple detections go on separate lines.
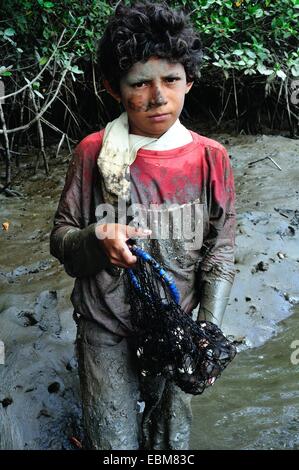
97, 112, 192, 203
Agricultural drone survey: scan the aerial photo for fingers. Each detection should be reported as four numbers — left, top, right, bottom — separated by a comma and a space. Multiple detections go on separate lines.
95, 223, 151, 268
121, 226, 151, 267
95, 223, 151, 241
110, 245, 137, 268
125, 225, 152, 240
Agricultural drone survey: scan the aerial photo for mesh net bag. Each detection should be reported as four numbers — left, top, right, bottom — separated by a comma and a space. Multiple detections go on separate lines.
126, 245, 237, 395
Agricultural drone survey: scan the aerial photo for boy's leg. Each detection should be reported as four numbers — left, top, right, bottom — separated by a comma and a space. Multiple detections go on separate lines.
76, 318, 140, 450
141, 376, 192, 450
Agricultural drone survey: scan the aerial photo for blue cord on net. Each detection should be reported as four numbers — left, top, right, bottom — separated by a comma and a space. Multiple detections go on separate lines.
127, 244, 180, 304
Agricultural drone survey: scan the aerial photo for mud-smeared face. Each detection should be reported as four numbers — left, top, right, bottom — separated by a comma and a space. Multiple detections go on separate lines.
115, 57, 193, 138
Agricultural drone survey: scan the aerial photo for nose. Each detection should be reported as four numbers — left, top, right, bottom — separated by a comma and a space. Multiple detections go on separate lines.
149, 85, 167, 108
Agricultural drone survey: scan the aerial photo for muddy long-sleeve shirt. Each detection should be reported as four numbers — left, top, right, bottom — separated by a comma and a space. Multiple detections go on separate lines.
50, 129, 236, 336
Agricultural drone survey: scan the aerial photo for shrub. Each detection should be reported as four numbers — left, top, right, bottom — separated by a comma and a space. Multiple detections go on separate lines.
0, 0, 298, 184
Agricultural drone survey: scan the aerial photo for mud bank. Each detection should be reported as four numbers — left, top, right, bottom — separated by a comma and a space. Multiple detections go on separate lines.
223, 134, 299, 347
0, 160, 81, 449
0, 134, 298, 449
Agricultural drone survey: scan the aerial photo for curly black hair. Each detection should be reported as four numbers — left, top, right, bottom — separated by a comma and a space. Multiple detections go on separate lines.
97, 1, 203, 94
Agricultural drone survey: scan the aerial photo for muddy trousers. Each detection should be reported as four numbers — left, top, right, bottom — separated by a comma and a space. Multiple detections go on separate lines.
76, 318, 192, 450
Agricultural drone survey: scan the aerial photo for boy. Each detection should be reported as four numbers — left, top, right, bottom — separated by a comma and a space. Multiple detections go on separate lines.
50, 1, 235, 450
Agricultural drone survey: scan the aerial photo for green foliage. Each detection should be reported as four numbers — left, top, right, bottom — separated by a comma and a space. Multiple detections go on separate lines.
1, 0, 298, 81
0, 0, 113, 76
170, 0, 299, 81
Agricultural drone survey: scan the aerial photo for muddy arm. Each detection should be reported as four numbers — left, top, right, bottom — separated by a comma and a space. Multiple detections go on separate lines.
50, 223, 108, 278
197, 148, 236, 327
50, 142, 108, 278
197, 277, 233, 327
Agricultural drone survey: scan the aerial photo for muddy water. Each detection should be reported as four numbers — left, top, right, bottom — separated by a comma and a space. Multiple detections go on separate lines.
0, 165, 80, 450
191, 305, 299, 450
1, 134, 299, 449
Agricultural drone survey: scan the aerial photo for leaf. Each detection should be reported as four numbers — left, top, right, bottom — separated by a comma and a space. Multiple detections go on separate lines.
34, 89, 44, 99
44, 1, 54, 8
4, 28, 16, 37
0, 65, 13, 75
39, 57, 48, 66
257, 63, 274, 76
69, 65, 83, 74
255, 9, 264, 18
246, 50, 256, 59
291, 66, 299, 77
244, 69, 256, 76
233, 50, 244, 56
1, 71, 12, 77
276, 70, 286, 81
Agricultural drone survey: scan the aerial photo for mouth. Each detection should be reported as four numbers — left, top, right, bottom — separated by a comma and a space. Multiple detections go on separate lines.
148, 113, 171, 122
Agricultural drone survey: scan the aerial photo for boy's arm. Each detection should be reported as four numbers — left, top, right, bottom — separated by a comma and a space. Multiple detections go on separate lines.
50, 141, 109, 278
197, 147, 236, 327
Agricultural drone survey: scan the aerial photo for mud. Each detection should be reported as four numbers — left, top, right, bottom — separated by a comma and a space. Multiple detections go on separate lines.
0, 160, 81, 450
222, 134, 299, 347
0, 134, 298, 449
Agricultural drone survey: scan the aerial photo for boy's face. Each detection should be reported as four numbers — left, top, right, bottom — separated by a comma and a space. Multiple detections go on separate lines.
106, 57, 193, 138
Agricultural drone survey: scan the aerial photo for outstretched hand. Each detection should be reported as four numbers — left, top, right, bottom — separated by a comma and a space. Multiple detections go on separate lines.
95, 223, 151, 268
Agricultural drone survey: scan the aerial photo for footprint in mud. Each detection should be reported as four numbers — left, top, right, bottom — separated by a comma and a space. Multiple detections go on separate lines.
251, 261, 269, 273
34, 290, 61, 335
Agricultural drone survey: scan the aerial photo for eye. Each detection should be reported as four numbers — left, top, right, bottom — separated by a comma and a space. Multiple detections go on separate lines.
165, 77, 180, 83
132, 81, 148, 89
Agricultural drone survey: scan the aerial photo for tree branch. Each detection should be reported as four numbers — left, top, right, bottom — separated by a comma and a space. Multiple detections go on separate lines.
0, 102, 11, 184
0, 65, 71, 135
1, 29, 67, 101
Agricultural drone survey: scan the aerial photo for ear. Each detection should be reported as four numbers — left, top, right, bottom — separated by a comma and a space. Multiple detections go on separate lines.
185, 81, 194, 94
103, 79, 122, 103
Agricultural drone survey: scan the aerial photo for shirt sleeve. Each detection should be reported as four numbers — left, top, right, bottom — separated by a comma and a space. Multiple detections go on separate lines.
50, 141, 109, 278
197, 145, 236, 326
